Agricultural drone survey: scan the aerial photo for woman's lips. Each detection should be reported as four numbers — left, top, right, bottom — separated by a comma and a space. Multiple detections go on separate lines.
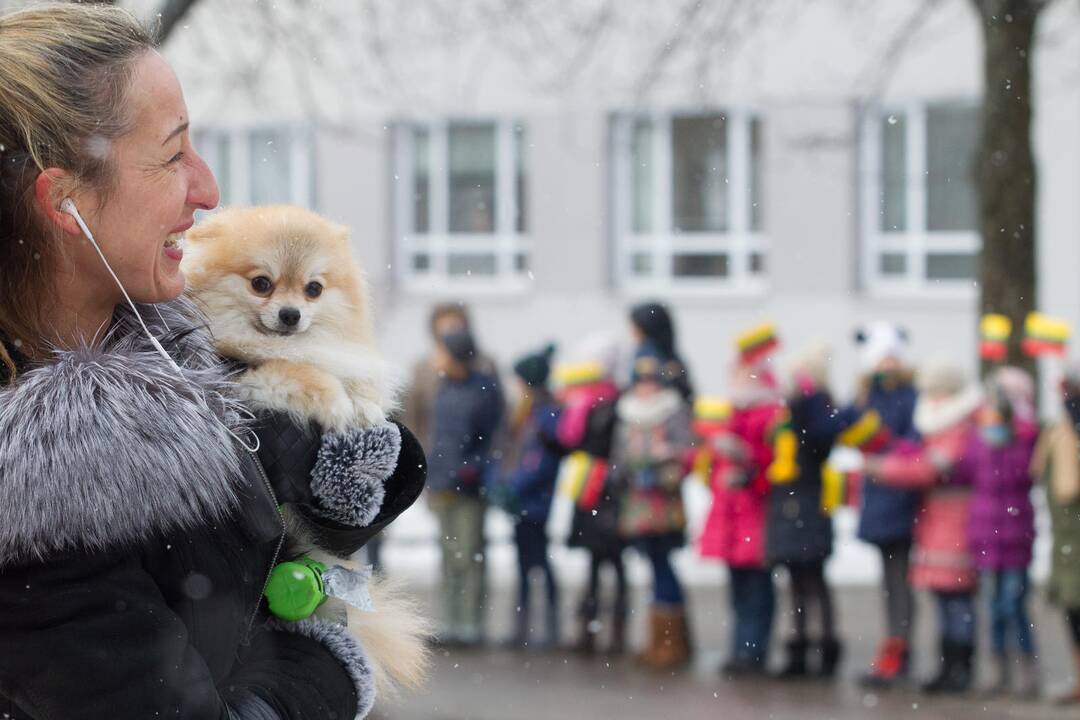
163, 232, 185, 261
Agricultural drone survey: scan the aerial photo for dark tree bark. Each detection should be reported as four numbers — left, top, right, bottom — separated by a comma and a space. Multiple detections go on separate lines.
972, 0, 1052, 378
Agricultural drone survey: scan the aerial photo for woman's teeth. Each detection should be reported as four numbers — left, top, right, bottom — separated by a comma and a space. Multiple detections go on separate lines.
164, 233, 185, 250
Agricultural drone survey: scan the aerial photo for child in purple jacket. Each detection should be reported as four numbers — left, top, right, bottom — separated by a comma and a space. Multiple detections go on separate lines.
968, 367, 1039, 697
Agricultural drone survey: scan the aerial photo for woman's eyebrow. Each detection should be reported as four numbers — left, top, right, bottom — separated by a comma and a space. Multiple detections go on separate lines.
161, 121, 189, 146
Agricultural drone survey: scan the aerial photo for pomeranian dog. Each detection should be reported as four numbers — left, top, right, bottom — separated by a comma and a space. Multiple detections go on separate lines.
181, 204, 399, 431
182, 205, 428, 696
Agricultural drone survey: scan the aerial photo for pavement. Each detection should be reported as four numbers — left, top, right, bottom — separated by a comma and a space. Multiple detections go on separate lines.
375, 581, 1080, 720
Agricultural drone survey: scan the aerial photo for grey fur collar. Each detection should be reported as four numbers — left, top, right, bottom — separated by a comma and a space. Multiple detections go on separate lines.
0, 298, 249, 567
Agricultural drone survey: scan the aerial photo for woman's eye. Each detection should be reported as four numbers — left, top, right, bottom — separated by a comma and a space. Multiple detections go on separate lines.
251, 276, 273, 294
305, 281, 324, 299
167, 151, 185, 165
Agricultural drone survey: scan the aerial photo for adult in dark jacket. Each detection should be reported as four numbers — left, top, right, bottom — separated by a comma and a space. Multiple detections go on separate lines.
0, 8, 425, 717
425, 327, 504, 646
843, 322, 920, 688
765, 345, 845, 679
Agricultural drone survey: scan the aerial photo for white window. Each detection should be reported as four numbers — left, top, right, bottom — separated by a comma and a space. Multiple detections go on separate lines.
611, 110, 765, 293
392, 119, 530, 292
860, 102, 980, 294
192, 126, 315, 209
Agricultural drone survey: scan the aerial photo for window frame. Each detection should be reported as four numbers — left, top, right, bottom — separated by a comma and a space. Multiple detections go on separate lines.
610, 107, 768, 297
858, 100, 981, 298
192, 125, 315, 209
391, 118, 532, 295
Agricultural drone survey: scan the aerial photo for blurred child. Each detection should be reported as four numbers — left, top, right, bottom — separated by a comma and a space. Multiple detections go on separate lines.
863, 364, 982, 695
846, 322, 921, 688
699, 324, 785, 676
613, 344, 694, 670
968, 367, 1039, 697
765, 344, 845, 679
502, 344, 563, 650
556, 336, 626, 656
1031, 367, 1080, 705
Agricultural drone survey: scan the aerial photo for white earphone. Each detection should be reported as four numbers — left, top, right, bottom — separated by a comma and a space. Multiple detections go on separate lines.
60, 197, 260, 453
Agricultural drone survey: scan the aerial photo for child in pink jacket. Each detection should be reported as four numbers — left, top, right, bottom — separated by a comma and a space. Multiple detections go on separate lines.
863, 364, 982, 695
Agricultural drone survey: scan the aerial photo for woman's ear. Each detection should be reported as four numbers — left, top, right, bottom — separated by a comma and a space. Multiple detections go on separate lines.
33, 168, 83, 237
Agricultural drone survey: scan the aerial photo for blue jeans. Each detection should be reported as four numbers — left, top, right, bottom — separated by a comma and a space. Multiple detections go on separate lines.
986, 569, 1034, 655
641, 538, 684, 605
729, 567, 775, 663
935, 591, 975, 646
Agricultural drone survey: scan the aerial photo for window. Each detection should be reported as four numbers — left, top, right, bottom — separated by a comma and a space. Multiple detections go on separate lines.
192, 126, 315, 208
392, 119, 529, 291
611, 110, 765, 293
860, 102, 980, 292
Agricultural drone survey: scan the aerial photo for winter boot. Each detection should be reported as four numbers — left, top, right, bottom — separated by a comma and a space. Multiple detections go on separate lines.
575, 597, 599, 657
773, 639, 809, 680
981, 652, 1010, 697
1013, 653, 1040, 699
817, 638, 844, 679
859, 637, 909, 689
643, 605, 691, 670
922, 641, 973, 695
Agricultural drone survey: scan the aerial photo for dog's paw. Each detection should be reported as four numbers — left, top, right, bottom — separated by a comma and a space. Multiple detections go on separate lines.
352, 398, 387, 428
312, 391, 358, 433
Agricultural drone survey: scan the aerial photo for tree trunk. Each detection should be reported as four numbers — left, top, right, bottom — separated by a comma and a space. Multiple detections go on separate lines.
972, 0, 1047, 379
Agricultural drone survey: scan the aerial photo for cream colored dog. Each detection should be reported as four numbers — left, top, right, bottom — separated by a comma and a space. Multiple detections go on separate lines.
183, 205, 427, 695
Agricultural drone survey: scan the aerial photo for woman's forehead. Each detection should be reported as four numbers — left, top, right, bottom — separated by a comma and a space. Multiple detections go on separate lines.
126, 51, 187, 144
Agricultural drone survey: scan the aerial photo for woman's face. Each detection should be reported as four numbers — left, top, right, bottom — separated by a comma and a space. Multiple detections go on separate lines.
65, 51, 218, 305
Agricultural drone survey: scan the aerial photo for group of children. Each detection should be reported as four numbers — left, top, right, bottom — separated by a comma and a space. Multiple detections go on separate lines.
484, 306, 1080, 702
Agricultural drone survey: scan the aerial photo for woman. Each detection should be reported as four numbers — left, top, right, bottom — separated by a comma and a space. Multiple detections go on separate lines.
0, 5, 425, 718
629, 301, 694, 403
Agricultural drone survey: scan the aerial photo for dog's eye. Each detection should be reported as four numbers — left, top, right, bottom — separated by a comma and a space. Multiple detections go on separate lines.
304, 281, 323, 299
251, 276, 273, 295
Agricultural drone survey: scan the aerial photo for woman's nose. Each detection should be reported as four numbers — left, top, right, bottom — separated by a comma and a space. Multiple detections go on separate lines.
187, 149, 220, 211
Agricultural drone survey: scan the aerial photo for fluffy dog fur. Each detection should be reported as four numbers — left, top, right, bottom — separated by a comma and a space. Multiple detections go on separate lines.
183, 206, 428, 700
182, 205, 400, 431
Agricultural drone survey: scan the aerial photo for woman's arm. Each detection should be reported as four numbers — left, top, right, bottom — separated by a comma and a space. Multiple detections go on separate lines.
0, 552, 361, 720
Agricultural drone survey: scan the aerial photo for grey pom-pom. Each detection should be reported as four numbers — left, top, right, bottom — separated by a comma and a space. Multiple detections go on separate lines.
310, 422, 401, 527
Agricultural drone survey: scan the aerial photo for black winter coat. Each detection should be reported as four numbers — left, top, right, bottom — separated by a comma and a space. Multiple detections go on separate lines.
0, 301, 425, 720
764, 391, 843, 566
566, 399, 626, 557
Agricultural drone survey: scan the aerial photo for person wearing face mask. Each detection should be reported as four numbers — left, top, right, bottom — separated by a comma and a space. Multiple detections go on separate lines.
0, 5, 427, 718
844, 322, 921, 689
1033, 367, 1080, 705
966, 367, 1039, 698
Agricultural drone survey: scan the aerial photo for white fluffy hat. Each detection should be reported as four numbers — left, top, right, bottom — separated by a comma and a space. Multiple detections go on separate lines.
855, 321, 909, 372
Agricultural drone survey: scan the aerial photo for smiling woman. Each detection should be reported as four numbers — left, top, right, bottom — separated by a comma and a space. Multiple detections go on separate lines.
0, 4, 425, 719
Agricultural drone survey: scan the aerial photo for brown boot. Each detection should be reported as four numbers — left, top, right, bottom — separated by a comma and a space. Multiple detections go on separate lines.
643, 604, 691, 670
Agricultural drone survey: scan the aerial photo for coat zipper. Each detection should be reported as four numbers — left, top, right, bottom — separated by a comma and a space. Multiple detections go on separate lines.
246, 449, 286, 636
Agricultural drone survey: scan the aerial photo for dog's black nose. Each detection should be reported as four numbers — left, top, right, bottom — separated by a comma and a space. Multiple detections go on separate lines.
278, 307, 301, 327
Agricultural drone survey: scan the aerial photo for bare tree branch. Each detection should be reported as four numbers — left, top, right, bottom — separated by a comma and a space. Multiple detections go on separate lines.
152, 0, 199, 44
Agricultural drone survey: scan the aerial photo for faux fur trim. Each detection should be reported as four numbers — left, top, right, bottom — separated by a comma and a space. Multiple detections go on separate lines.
616, 388, 684, 426
914, 385, 983, 436
226, 693, 280, 720
271, 617, 376, 719
310, 422, 401, 527
0, 298, 248, 566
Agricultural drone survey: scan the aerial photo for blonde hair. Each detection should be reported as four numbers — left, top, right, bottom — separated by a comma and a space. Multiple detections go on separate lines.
0, 3, 153, 381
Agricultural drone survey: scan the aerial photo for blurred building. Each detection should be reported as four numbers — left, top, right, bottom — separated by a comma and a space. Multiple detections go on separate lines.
155, 1, 1080, 397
